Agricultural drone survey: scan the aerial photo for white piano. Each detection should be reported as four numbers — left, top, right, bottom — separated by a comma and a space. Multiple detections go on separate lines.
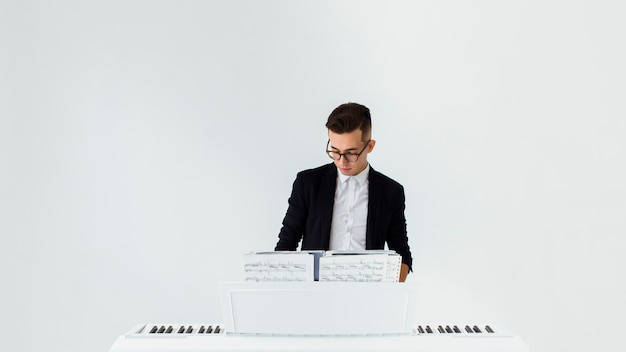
110, 322, 528, 352
110, 282, 529, 352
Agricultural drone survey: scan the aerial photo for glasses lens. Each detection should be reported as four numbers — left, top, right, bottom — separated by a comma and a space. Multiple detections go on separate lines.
327, 151, 340, 160
344, 153, 358, 162
326, 151, 359, 161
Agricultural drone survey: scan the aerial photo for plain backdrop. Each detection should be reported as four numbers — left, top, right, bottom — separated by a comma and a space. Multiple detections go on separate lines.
1, 1, 625, 351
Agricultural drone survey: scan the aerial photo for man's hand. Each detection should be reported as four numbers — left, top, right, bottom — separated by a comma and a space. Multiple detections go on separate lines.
399, 263, 409, 282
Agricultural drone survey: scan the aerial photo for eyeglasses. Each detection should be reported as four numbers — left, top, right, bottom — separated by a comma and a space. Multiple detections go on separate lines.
326, 139, 371, 162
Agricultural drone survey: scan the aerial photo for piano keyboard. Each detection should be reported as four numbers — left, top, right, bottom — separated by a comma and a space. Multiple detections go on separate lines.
143, 324, 224, 335
138, 323, 500, 336
110, 322, 529, 352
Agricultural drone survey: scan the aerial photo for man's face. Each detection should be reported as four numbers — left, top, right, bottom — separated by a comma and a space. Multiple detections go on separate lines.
327, 129, 375, 176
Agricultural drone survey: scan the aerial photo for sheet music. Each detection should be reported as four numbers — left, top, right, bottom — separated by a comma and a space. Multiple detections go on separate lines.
385, 254, 402, 282
318, 252, 401, 282
241, 252, 314, 282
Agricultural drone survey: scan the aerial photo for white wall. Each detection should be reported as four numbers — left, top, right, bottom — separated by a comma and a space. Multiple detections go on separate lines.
1, 1, 624, 351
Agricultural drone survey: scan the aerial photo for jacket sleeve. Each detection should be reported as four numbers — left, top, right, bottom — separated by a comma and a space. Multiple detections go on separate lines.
275, 174, 308, 251
385, 185, 413, 271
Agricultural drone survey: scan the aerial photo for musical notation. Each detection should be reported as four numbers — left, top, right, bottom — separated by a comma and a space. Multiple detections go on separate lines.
241, 250, 401, 282
319, 254, 401, 282
241, 252, 315, 282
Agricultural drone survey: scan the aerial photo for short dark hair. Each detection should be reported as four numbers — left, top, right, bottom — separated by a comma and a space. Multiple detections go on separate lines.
325, 102, 372, 141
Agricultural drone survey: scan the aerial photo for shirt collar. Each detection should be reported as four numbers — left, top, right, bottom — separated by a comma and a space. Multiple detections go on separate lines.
337, 164, 370, 185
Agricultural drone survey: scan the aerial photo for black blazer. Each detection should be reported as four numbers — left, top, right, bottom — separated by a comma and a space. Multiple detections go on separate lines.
275, 163, 412, 270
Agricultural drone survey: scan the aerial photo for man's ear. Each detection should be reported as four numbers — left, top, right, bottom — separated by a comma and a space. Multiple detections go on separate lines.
368, 139, 376, 152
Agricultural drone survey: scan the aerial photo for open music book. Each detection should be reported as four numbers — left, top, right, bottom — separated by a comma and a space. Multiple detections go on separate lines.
241, 250, 401, 282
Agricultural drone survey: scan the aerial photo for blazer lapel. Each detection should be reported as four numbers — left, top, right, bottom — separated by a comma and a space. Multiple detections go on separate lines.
366, 166, 381, 249
320, 164, 336, 249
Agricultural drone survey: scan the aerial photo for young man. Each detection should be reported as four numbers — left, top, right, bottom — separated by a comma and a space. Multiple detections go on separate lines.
275, 102, 412, 281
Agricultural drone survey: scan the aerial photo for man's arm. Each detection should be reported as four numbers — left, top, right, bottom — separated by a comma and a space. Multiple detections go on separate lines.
386, 185, 413, 276
275, 174, 307, 250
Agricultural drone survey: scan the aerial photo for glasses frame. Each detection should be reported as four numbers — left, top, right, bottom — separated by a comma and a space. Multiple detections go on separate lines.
326, 139, 371, 162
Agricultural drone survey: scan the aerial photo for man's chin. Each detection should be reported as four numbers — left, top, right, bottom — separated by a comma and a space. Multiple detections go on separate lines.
339, 168, 352, 175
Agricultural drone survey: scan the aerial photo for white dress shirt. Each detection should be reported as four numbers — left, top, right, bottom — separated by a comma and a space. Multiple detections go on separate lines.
329, 164, 370, 250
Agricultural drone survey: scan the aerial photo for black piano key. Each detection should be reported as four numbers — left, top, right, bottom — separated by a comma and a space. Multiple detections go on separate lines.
149, 326, 158, 334
473, 325, 481, 333
214, 326, 221, 333
465, 325, 473, 333
485, 325, 494, 333
177, 326, 185, 334
198, 326, 206, 334
165, 326, 173, 334
425, 325, 433, 333
445, 325, 453, 333
206, 326, 213, 333
453, 325, 461, 333
438, 325, 445, 333
186, 326, 193, 333
417, 326, 425, 334
157, 326, 165, 334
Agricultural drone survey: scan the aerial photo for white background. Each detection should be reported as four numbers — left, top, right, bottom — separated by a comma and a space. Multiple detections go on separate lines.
1, 1, 625, 351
